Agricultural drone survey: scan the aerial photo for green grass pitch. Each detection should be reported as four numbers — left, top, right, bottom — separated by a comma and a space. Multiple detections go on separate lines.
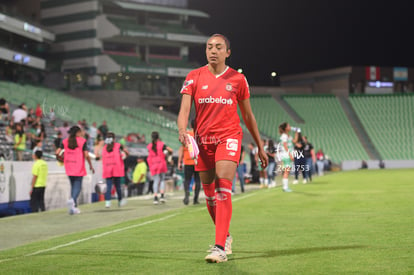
0, 169, 413, 274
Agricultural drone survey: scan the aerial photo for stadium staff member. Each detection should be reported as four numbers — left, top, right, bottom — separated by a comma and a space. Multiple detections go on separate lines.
178, 119, 201, 205
102, 132, 128, 208
129, 156, 147, 196
30, 150, 48, 212
177, 33, 268, 263
57, 126, 94, 215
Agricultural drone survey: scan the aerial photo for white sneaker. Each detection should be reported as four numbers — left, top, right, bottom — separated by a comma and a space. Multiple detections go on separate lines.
105, 201, 111, 208
118, 199, 127, 207
69, 207, 81, 215
292, 180, 298, 185
302, 179, 307, 184
205, 246, 227, 263
225, 235, 233, 255
67, 198, 75, 214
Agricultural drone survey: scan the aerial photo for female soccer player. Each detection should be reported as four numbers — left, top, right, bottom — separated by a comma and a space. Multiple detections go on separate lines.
147, 131, 173, 204
57, 126, 94, 214
177, 33, 268, 263
102, 132, 128, 208
278, 122, 295, 192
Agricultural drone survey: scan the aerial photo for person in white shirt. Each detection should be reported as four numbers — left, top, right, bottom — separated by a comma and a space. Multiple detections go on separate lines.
12, 104, 28, 124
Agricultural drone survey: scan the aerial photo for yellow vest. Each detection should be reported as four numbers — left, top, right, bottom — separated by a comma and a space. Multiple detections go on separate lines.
14, 133, 26, 151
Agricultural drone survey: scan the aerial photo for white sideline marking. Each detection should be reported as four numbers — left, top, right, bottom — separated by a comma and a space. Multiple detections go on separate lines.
0, 214, 177, 263
0, 191, 259, 263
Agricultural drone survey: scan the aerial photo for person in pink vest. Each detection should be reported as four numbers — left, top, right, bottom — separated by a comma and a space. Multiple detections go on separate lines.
56, 126, 95, 215
147, 131, 173, 204
102, 132, 129, 208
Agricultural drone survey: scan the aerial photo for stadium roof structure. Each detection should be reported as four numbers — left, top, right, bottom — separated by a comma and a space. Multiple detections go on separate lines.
114, 1, 210, 18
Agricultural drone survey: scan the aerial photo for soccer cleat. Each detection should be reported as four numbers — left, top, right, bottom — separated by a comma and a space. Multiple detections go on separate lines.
205, 246, 227, 263
283, 188, 292, 193
153, 196, 159, 205
105, 201, 111, 208
292, 180, 298, 184
225, 235, 233, 255
302, 179, 307, 184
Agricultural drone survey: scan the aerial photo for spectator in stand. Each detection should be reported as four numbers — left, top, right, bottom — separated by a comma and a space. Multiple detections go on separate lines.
12, 103, 27, 124
0, 98, 10, 121
5, 120, 14, 142
94, 129, 104, 160
316, 149, 325, 176
88, 122, 97, 151
98, 120, 109, 139
139, 134, 146, 143
302, 136, 316, 182
57, 121, 70, 140
27, 108, 35, 127
35, 103, 43, 119
54, 131, 63, 153
49, 108, 56, 127
81, 119, 88, 131
13, 122, 26, 161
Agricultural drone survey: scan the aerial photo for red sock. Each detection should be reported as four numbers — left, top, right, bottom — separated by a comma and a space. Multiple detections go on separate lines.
202, 183, 216, 224
215, 178, 232, 248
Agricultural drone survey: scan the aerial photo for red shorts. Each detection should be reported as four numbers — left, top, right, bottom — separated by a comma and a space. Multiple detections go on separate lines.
195, 135, 242, 172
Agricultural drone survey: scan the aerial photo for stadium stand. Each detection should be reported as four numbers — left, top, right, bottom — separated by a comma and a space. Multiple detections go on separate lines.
349, 94, 414, 160
117, 106, 178, 132
248, 94, 370, 163
0, 81, 181, 151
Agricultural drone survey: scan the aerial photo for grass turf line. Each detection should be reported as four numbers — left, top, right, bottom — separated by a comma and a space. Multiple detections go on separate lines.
0, 169, 413, 274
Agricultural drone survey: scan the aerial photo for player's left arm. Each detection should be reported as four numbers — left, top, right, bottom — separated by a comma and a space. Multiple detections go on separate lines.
239, 98, 268, 168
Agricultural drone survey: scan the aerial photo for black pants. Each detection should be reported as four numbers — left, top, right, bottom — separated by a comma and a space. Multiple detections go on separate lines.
30, 187, 46, 212
128, 183, 144, 197
184, 165, 201, 203
294, 157, 306, 180
146, 180, 154, 194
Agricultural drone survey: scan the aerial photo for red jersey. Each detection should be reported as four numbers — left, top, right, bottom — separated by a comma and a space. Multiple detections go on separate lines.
180, 65, 250, 144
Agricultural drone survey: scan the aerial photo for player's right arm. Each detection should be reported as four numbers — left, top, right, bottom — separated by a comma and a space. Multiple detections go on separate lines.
177, 71, 196, 146
177, 94, 192, 145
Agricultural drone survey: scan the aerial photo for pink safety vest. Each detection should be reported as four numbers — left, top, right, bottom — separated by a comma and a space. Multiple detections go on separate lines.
102, 143, 125, 178
62, 137, 87, 176
146, 141, 167, 176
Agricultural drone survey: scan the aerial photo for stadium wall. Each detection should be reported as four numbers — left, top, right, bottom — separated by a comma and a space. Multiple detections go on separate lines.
0, 161, 102, 216
342, 160, 414, 171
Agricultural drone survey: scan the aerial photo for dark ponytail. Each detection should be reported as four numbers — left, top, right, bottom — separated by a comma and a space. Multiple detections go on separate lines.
68, 126, 80, 149
278, 122, 288, 135
151, 131, 159, 154
105, 132, 115, 153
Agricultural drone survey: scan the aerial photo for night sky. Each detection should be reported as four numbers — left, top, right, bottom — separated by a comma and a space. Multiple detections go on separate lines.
188, 0, 414, 86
